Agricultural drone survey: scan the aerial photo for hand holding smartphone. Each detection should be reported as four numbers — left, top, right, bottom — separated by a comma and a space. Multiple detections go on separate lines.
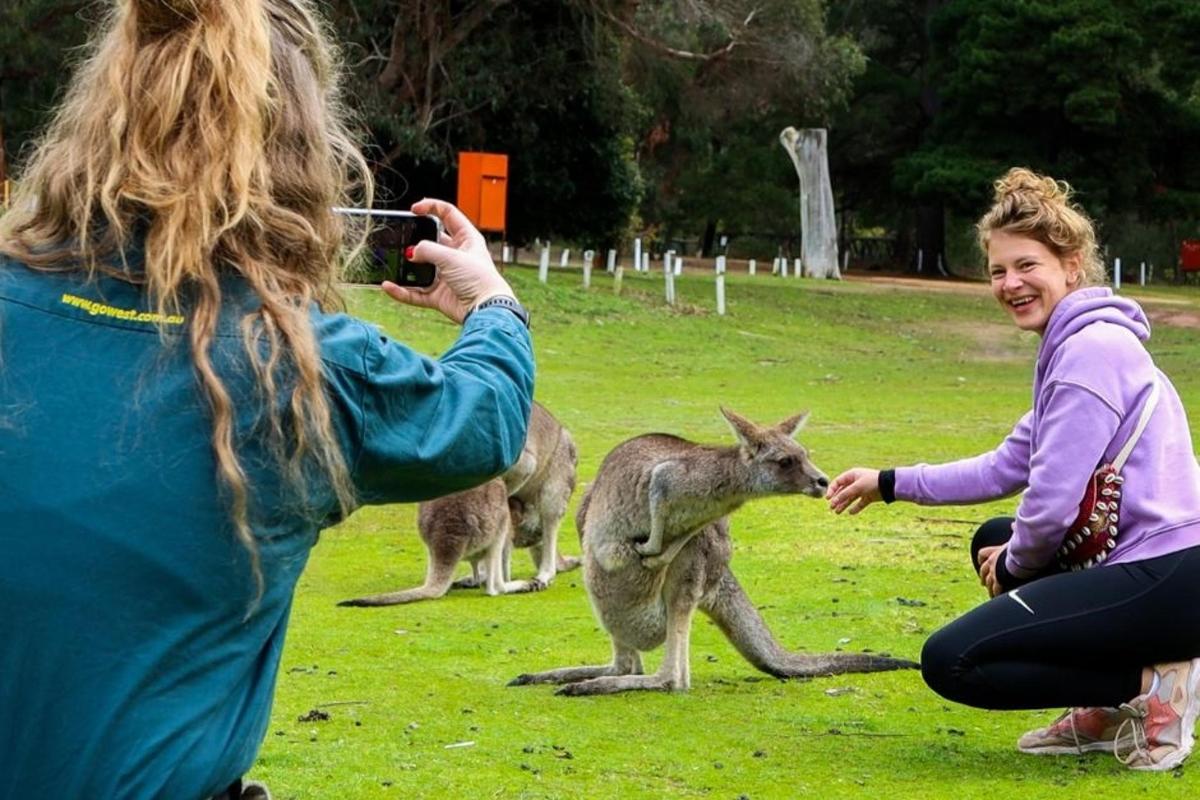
335, 207, 441, 287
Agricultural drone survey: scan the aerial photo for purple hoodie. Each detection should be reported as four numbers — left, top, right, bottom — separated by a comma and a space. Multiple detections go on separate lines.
895, 287, 1200, 578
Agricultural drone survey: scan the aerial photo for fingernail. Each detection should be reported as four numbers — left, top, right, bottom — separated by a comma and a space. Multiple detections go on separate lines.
404, 246, 415, 260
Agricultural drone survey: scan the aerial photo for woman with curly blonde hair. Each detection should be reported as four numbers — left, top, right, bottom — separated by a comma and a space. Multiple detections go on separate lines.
828, 168, 1200, 771
0, 1, 532, 797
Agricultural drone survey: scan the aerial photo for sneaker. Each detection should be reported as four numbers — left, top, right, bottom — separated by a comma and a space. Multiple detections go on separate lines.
1018, 707, 1130, 755
241, 782, 272, 800
1115, 658, 1200, 771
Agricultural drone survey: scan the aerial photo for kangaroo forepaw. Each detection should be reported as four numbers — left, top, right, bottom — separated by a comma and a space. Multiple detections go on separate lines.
639, 554, 670, 570
633, 541, 661, 557
556, 555, 582, 573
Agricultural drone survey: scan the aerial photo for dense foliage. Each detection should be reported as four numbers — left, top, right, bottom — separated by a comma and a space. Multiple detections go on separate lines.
2, 1, 1198, 264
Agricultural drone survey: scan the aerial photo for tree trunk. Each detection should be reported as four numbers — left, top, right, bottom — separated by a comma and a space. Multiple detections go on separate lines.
914, 204, 945, 275
701, 219, 717, 257
779, 127, 841, 279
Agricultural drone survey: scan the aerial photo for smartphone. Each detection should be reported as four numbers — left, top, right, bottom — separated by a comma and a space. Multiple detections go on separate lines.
334, 207, 441, 287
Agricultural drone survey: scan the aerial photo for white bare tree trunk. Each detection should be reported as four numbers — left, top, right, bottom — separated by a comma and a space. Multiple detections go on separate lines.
779, 127, 841, 280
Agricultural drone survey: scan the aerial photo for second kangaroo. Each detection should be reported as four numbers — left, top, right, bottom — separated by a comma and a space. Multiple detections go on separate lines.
511, 407, 917, 695
339, 402, 579, 606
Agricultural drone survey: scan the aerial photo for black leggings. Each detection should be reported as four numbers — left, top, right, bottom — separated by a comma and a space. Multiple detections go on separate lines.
921, 517, 1200, 710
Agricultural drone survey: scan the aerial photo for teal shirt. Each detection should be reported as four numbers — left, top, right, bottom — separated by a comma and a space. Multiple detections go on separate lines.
0, 259, 534, 799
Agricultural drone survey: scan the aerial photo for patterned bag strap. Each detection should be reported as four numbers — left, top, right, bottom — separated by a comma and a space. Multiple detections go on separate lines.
1112, 377, 1161, 472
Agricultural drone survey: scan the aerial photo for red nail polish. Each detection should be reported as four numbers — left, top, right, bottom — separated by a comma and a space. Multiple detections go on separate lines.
404, 245, 415, 260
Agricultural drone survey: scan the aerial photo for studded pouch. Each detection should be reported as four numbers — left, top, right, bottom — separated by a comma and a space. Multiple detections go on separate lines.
1057, 379, 1160, 571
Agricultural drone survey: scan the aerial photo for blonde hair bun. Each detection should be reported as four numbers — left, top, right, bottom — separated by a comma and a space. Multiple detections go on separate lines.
977, 166, 1105, 286
992, 167, 1071, 207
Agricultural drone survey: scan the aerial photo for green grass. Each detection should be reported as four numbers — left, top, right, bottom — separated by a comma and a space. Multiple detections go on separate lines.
254, 266, 1200, 799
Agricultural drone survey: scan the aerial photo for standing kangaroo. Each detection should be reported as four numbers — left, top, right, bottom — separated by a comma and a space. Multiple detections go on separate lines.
339, 402, 579, 606
510, 407, 917, 694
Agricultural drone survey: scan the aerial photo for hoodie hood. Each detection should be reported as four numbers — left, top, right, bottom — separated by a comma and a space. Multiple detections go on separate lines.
1036, 288, 1150, 379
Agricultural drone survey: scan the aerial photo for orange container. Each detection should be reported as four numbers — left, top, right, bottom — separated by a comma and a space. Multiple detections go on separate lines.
457, 152, 508, 233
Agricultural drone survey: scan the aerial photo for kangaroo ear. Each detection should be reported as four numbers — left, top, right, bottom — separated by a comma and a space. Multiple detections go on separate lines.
721, 407, 761, 449
775, 411, 810, 440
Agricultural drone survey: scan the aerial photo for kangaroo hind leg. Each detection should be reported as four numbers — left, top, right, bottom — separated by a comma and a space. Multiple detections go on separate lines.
509, 640, 643, 687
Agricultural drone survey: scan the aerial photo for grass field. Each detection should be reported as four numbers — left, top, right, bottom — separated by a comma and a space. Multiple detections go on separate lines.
253, 265, 1200, 799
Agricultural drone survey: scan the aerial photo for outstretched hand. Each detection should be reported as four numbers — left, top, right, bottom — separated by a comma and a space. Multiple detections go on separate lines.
380, 198, 515, 323
826, 468, 882, 515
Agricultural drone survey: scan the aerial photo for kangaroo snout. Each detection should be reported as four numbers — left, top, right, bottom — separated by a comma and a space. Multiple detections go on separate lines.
803, 472, 829, 498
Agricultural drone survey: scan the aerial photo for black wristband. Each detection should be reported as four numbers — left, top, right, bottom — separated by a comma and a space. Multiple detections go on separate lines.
878, 469, 897, 504
994, 552, 1018, 591
464, 295, 530, 329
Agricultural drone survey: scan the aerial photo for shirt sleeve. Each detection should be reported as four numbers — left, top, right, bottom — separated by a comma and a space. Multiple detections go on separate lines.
322, 307, 535, 505
892, 411, 1033, 505
1004, 381, 1120, 578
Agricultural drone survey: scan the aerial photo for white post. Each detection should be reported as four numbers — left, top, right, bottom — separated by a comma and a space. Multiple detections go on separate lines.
1140, 261, 1146, 286
794, 258, 803, 278
664, 250, 676, 306
606, 249, 617, 273
501, 244, 511, 264
560, 249, 570, 268
538, 245, 550, 283
642, 252, 650, 272
715, 255, 726, 275
842, 249, 850, 274
781, 258, 789, 278
582, 250, 594, 289
716, 273, 726, 316
748, 258, 756, 276
1114, 257, 1121, 290
614, 265, 624, 294
771, 256, 780, 275
633, 238, 642, 272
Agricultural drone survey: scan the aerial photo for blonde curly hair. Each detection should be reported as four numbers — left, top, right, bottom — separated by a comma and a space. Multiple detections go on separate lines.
977, 167, 1105, 286
0, 0, 372, 599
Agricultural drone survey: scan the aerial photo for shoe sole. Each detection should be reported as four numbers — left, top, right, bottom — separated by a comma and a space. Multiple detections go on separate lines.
1128, 658, 1200, 771
1018, 741, 1115, 756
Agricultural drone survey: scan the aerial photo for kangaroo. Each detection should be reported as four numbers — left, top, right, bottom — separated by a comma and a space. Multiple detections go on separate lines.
339, 402, 579, 607
510, 407, 918, 694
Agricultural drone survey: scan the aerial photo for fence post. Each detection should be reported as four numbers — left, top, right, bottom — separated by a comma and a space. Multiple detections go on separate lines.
633, 238, 642, 272
614, 265, 624, 295
664, 250, 676, 305
538, 245, 550, 283
583, 249, 594, 289
1114, 257, 1121, 290
560, 249, 570, 268
606, 249, 617, 273
748, 258, 756, 276
715, 255, 727, 315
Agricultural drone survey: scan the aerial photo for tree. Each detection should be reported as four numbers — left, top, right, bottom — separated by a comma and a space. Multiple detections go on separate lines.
899, 0, 1200, 251
0, 1, 90, 181
597, 0, 865, 255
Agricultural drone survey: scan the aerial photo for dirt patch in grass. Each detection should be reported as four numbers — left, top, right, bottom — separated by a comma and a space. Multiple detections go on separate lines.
1146, 307, 1200, 329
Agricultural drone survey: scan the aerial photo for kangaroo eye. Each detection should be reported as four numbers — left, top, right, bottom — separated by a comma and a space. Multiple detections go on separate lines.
777, 456, 797, 470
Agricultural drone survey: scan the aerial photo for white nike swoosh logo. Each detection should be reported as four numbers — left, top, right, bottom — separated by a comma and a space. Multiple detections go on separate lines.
1009, 588, 1035, 615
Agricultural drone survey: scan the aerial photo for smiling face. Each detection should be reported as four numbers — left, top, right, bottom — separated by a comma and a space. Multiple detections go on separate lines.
987, 230, 1082, 334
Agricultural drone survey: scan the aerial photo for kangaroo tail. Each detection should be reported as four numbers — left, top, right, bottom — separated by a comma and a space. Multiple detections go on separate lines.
338, 554, 458, 608
700, 569, 918, 677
